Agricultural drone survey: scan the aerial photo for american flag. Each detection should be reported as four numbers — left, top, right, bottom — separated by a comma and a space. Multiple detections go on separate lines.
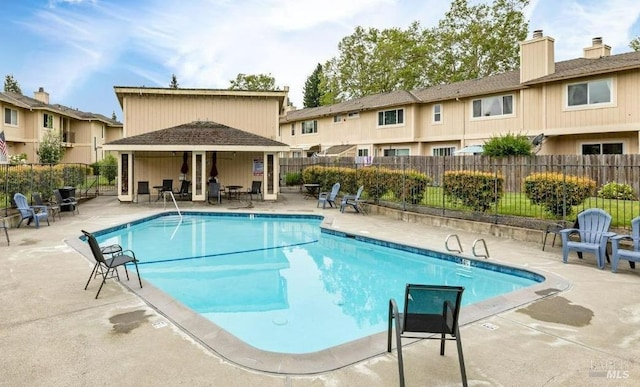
0, 130, 9, 162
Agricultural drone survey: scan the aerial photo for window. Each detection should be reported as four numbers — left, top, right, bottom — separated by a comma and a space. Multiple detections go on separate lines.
472, 95, 513, 118
291, 123, 295, 136
433, 147, 455, 156
347, 111, 359, 119
378, 109, 404, 126
582, 142, 622, 155
43, 113, 53, 129
301, 120, 317, 134
358, 149, 369, 157
333, 115, 344, 123
383, 148, 409, 156
433, 104, 442, 123
4, 108, 17, 125
567, 79, 612, 107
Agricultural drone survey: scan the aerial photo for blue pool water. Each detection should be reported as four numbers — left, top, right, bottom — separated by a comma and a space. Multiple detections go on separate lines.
91, 212, 542, 354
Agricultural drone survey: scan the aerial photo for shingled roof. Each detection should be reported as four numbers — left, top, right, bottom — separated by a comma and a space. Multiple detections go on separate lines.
0, 91, 121, 126
104, 121, 289, 151
282, 50, 640, 122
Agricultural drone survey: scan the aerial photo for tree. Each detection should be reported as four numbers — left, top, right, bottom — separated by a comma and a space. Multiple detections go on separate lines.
631, 36, 640, 52
426, 0, 530, 85
169, 74, 179, 89
482, 132, 533, 156
37, 131, 65, 164
228, 73, 277, 91
320, 0, 529, 101
4, 74, 22, 94
323, 23, 428, 101
303, 64, 324, 108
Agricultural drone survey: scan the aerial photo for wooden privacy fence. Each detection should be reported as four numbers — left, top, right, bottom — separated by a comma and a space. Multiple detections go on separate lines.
280, 155, 640, 228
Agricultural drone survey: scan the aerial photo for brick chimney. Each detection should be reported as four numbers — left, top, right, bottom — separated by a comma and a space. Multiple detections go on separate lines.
34, 87, 50, 104
519, 30, 555, 83
583, 37, 611, 58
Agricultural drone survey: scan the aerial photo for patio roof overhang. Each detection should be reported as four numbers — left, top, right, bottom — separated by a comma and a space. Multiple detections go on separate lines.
102, 144, 290, 152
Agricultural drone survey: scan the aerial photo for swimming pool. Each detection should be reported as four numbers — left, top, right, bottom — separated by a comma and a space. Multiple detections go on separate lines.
87, 212, 543, 355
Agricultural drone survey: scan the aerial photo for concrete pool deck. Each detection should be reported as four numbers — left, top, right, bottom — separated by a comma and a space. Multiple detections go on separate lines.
1, 193, 639, 386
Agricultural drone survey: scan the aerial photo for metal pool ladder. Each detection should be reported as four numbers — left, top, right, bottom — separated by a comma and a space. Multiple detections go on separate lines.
445, 234, 490, 259
162, 191, 183, 220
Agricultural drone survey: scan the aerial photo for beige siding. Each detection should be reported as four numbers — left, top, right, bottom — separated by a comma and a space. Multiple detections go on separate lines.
544, 72, 640, 135
123, 95, 280, 139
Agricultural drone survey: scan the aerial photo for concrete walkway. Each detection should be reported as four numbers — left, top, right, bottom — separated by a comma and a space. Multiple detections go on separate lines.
1, 193, 638, 386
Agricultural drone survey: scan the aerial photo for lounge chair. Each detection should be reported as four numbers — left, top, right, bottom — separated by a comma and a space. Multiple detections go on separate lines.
136, 181, 151, 203
82, 230, 142, 299
174, 180, 190, 200
159, 179, 173, 200
317, 182, 340, 209
247, 181, 262, 201
611, 216, 640, 273
32, 192, 61, 221
14, 193, 50, 228
53, 189, 79, 214
208, 182, 222, 204
388, 284, 467, 387
559, 208, 615, 269
340, 185, 365, 213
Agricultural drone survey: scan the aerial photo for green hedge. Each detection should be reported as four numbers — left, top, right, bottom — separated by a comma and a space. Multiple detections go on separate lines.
301, 165, 431, 202
1, 164, 90, 205
523, 172, 596, 217
443, 170, 504, 212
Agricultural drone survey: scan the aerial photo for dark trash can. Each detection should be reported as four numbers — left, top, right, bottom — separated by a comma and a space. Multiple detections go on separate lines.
58, 187, 76, 212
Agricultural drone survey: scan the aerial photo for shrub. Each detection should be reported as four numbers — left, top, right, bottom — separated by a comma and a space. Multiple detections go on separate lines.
443, 170, 503, 212
98, 154, 118, 184
597, 182, 636, 200
483, 132, 533, 156
523, 172, 596, 217
284, 172, 302, 186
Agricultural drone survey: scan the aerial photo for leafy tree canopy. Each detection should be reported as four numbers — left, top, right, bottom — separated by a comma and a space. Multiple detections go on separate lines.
4, 74, 22, 94
631, 36, 640, 52
319, 0, 529, 104
229, 73, 277, 91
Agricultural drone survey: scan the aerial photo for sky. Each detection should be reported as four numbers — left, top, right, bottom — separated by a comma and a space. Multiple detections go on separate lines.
1, 0, 639, 119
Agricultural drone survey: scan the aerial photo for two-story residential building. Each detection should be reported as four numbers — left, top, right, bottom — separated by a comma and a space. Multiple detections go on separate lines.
1, 88, 122, 164
278, 31, 640, 157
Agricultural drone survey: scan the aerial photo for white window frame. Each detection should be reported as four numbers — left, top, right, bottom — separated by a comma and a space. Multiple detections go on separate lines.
378, 108, 404, 127
43, 113, 54, 129
347, 112, 359, 119
432, 146, 455, 156
291, 123, 295, 136
471, 95, 514, 119
580, 142, 623, 155
383, 148, 410, 156
565, 77, 614, 110
433, 104, 442, 123
4, 107, 18, 126
301, 120, 317, 134
333, 114, 344, 123
357, 148, 369, 157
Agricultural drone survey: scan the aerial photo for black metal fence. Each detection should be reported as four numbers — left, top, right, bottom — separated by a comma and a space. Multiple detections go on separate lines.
1, 163, 117, 217
280, 155, 640, 230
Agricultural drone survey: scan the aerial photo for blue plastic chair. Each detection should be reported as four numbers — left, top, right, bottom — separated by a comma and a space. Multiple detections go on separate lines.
611, 216, 640, 273
560, 209, 614, 269
317, 182, 340, 209
340, 185, 365, 213
14, 193, 50, 228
